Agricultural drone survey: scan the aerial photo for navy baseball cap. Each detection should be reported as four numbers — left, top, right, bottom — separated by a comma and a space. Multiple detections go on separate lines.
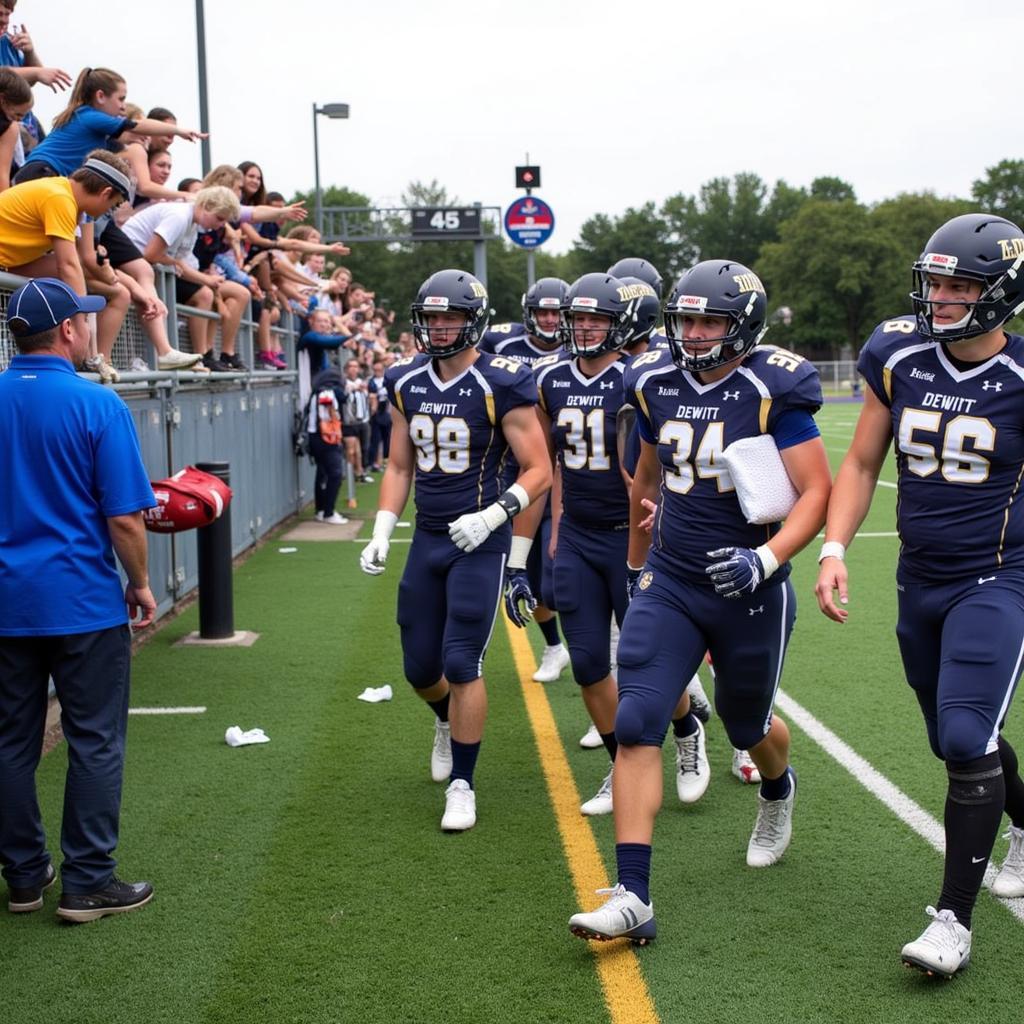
6, 278, 106, 335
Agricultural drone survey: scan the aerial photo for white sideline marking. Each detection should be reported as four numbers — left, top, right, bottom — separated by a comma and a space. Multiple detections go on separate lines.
129, 706, 207, 715
775, 689, 1024, 924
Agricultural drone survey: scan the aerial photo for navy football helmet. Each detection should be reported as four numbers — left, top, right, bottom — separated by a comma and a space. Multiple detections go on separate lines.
522, 277, 569, 342
410, 269, 490, 358
663, 260, 768, 372
563, 273, 637, 358
911, 213, 1024, 342
607, 258, 663, 300
617, 276, 660, 346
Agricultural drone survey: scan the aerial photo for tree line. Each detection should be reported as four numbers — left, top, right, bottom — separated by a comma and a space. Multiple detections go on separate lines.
291, 160, 1024, 359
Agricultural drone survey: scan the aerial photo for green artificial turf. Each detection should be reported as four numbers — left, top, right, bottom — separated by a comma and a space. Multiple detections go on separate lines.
3, 405, 1023, 1023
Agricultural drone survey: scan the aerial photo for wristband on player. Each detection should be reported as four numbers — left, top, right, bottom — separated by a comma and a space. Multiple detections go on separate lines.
372, 509, 398, 543
496, 482, 530, 520
817, 541, 846, 563
509, 534, 534, 571
754, 544, 780, 580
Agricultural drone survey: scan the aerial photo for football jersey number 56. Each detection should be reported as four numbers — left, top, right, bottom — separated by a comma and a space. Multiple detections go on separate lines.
658, 421, 734, 494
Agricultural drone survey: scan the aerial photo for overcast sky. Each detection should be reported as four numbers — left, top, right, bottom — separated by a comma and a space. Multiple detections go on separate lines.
25, 0, 1019, 254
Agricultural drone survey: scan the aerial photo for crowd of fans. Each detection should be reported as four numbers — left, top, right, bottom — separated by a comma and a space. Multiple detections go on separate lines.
0, 0, 402, 410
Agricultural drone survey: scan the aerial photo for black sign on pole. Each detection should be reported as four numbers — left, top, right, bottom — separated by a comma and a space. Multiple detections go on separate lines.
515, 165, 541, 190
410, 207, 483, 239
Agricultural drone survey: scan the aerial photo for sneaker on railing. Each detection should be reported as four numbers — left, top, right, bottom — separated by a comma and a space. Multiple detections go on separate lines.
157, 348, 204, 371
219, 352, 248, 371
83, 354, 120, 384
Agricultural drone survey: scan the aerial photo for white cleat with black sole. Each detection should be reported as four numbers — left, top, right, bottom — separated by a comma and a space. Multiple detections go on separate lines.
569, 885, 656, 945
901, 906, 971, 978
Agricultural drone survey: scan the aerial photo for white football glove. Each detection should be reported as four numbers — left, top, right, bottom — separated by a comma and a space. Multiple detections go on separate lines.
448, 503, 509, 552
359, 510, 398, 575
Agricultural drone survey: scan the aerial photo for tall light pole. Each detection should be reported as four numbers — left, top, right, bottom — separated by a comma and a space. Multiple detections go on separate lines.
195, 0, 211, 175
312, 102, 350, 235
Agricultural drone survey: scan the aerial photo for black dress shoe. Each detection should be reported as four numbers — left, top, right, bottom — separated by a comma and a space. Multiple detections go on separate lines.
8, 863, 56, 913
57, 877, 154, 923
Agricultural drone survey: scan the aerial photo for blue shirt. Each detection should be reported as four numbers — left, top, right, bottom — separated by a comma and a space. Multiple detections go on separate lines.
0, 355, 155, 635
859, 319, 1024, 582
23, 106, 134, 175
386, 352, 538, 531
624, 345, 822, 586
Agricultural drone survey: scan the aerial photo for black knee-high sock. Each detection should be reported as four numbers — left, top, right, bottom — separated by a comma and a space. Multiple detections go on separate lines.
998, 736, 1024, 828
427, 692, 450, 722
538, 616, 561, 647
938, 752, 1005, 929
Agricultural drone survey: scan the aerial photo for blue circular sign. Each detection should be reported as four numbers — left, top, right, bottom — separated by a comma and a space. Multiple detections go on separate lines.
504, 196, 555, 249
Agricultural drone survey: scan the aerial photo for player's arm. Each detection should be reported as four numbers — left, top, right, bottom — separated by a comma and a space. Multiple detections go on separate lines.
617, 403, 638, 491
359, 406, 412, 575
448, 403, 552, 554
512, 406, 554, 545
814, 387, 893, 622
503, 403, 553, 505
762, 435, 832, 566
627, 440, 660, 572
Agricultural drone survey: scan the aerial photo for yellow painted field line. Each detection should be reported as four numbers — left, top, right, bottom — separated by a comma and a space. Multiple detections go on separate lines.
504, 620, 659, 1024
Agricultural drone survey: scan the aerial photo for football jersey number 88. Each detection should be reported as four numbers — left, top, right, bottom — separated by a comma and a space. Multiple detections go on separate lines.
409, 414, 470, 474
658, 420, 734, 494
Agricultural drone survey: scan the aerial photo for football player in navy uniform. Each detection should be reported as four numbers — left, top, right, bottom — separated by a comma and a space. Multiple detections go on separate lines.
570, 260, 831, 944
359, 269, 551, 832
481, 277, 573, 684
816, 214, 1024, 977
511, 274, 707, 817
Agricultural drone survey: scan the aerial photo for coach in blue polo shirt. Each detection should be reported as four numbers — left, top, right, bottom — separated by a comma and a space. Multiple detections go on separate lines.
0, 278, 157, 923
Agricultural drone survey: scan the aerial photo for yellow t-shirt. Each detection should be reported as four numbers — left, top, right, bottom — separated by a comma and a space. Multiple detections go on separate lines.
0, 177, 78, 269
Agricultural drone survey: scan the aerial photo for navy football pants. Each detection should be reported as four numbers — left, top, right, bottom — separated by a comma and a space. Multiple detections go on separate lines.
616, 568, 795, 749
397, 528, 507, 687
896, 571, 1024, 762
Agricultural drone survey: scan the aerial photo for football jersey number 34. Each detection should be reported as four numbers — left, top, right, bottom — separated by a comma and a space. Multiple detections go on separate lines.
658, 420, 734, 494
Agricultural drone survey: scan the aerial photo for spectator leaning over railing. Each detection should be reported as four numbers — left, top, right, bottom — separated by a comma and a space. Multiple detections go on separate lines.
121, 184, 240, 371
0, 66, 32, 190
13, 67, 204, 184
117, 107, 191, 209
298, 306, 350, 374
0, 149, 129, 294
0, 0, 71, 155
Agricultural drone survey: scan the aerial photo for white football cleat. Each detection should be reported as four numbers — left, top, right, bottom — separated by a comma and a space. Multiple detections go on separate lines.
746, 771, 796, 867
579, 723, 604, 749
991, 824, 1024, 898
430, 720, 452, 782
533, 643, 570, 682
441, 779, 476, 832
732, 747, 761, 784
901, 906, 971, 977
685, 674, 712, 723
580, 766, 613, 816
569, 885, 656, 944
674, 719, 711, 804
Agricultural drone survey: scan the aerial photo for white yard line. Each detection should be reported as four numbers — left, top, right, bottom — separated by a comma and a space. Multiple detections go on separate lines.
775, 688, 1024, 925
128, 706, 208, 715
